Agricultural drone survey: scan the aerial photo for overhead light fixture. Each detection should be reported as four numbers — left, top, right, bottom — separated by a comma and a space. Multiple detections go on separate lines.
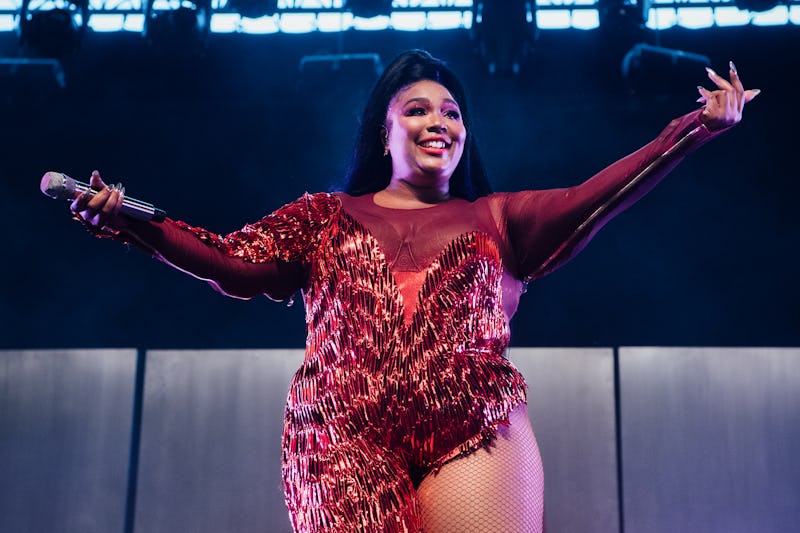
346, 0, 391, 19
621, 43, 711, 100
225, 0, 279, 19
734, 0, 781, 11
17, 0, 88, 58
143, 0, 211, 52
598, 0, 649, 36
471, 0, 537, 75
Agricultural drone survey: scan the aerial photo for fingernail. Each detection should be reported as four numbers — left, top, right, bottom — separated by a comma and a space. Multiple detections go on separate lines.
696, 97, 705, 103
696, 85, 705, 93
705, 67, 717, 76
729, 60, 737, 74
752, 88, 761, 96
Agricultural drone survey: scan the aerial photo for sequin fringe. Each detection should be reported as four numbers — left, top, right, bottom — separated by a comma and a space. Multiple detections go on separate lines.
283, 210, 527, 532
156, 194, 528, 532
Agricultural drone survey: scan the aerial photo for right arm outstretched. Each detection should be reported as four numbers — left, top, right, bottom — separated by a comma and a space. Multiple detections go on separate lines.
70, 171, 338, 301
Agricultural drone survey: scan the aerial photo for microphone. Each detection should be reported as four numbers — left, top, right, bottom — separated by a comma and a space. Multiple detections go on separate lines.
40, 171, 166, 222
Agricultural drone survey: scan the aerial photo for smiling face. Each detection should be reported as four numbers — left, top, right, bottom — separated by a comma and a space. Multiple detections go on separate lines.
384, 79, 467, 192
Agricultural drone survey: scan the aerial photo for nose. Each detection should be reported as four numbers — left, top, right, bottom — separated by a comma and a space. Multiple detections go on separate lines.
427, 117, 447, 133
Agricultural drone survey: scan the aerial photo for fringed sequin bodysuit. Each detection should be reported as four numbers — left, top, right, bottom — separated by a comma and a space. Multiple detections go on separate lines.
114, 110, 724, 532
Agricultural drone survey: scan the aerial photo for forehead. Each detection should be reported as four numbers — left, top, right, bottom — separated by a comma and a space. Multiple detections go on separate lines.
389, 80, 460, 109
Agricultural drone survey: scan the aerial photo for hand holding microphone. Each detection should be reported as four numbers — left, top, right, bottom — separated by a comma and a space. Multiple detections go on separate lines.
40, 170, 166, 231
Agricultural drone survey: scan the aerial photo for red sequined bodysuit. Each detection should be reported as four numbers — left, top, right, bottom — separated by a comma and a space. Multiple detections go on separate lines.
115, 110, 724, 532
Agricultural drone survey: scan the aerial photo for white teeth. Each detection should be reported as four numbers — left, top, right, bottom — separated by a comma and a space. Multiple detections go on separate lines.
420, 140, 447, 149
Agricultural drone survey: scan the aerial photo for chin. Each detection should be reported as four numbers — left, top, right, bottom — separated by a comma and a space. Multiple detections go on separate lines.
415, 170, 451, 184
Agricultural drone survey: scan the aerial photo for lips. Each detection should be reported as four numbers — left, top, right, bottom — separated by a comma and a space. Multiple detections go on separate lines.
418, 139, 449, 149
417, 137, 451, 155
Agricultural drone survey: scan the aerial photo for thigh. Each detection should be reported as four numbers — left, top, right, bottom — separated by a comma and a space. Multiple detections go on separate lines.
416, 403, 544, 533
283, 438, 423, 533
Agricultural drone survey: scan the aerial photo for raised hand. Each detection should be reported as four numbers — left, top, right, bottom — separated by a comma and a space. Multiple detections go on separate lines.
696, 61, 760, 131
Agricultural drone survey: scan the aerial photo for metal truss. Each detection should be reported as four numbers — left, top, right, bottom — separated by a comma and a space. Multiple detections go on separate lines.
1, 0, 799, 30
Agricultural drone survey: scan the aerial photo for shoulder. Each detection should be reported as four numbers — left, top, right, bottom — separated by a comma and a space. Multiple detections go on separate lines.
300, 191, 342, 207
279, 191, 342, 218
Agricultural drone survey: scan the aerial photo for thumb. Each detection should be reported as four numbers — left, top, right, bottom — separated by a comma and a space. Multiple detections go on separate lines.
89, 170, 106, 190
744, 88, 761, 103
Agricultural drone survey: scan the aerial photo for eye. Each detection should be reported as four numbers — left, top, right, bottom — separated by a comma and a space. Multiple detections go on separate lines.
405, 107, 426, 116
444, 109, 461, 120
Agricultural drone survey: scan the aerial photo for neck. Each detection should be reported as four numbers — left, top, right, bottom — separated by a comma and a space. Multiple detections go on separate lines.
383, 178, 451, 205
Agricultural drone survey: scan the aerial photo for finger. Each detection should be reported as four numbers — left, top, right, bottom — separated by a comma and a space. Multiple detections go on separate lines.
744, 88, 761, 103
696, 85, 720, 110
70, 189, 93, 212
89, 170, 106, 191
76, 186, 113, 227
726, 62, 746, 115
98, 187, 122, 226
696, 85, 714, 101
728, 61, 745, 94
86, 183, 112, 211
110, 185, 125, 218
706, 67, 735, 92
86, 187, 117, 227
112, 185, 125, 217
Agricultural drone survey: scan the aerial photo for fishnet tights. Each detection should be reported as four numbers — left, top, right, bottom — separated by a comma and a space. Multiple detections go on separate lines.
416, 404, 545, 533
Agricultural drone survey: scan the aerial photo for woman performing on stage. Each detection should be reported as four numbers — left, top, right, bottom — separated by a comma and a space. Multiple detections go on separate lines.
67, 50, 757, 532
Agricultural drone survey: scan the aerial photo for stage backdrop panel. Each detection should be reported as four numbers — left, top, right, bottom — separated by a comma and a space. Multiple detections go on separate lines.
135, 349, 305, 533
619, 347, 800, 533
510, 347, 620, 533
0, 349, 137, 533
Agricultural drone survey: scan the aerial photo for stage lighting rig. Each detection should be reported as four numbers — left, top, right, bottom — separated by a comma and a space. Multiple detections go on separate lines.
225, 0, 279, 19
734, 0, 782, 11
598, 0, 648, 37
621, 43, 711, 100
143, 0, 211, 52
17, 0, 88, 58
346, 0, 391, 18
471, 0, 537, 75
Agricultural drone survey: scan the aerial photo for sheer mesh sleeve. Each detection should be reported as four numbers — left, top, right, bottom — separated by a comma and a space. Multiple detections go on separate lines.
503, 110, 729, 282
118, 192, 340, 301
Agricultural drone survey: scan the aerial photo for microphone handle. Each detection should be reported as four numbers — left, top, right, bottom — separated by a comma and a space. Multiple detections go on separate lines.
42, 172, 166, 222
74, 181, 167, 222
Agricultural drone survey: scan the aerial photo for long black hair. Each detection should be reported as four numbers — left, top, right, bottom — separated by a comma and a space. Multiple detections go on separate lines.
344, 50, 491, 201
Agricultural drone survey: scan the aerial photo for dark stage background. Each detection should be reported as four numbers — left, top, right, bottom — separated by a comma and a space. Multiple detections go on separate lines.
1, 24, 798, 350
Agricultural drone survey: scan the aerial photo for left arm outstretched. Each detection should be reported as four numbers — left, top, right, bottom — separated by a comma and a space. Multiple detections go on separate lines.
503, 63, 759, 281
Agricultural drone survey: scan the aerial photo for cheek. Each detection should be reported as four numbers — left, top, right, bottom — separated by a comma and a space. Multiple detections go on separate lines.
456, 129, 467, 152
455, 123, 467, 142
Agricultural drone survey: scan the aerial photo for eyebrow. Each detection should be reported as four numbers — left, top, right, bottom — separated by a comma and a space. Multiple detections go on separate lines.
403, 97, 460, 108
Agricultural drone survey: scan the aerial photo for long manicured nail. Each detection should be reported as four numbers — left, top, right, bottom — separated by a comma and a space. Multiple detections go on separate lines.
752, 88, 761, 96
729, 60, 737, 74
696, 97, 706, 103
705, 67, 717, 77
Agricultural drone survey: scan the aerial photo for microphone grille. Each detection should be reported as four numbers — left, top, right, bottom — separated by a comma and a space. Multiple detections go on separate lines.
40, 171, 75, 200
